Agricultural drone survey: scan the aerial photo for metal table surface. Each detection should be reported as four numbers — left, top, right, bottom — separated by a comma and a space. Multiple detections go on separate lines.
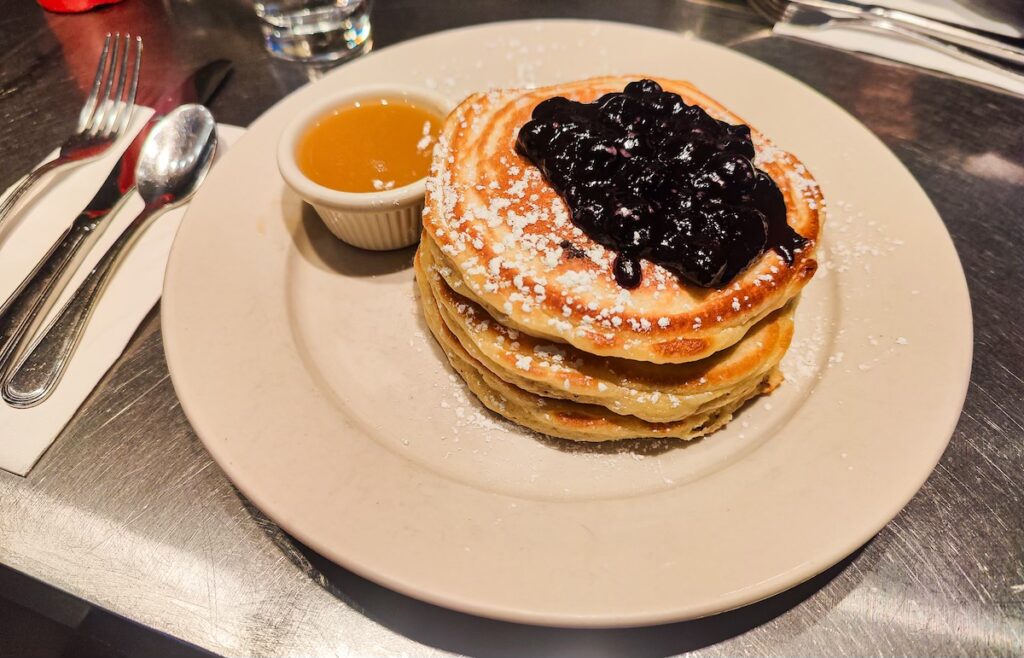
1, 1, 1023, 656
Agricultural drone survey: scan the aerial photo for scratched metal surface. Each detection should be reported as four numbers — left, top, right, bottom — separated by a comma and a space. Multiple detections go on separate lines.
1, 0, 1023, 656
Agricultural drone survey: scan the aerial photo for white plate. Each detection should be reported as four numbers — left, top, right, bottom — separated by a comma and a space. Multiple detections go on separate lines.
162, 20, 972, 627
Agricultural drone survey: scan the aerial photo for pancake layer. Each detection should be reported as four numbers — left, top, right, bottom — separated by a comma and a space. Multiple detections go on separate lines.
416, 76, 821, 442
424, 75, 821, 365
416, 251, 781, 442
420, 239, 793, 423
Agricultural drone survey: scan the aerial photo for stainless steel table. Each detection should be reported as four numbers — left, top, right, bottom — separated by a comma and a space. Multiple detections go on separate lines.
1, 1, 1022, 656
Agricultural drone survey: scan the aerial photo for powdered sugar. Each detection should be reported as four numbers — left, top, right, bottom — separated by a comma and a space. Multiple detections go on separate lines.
423, 77, 832, 353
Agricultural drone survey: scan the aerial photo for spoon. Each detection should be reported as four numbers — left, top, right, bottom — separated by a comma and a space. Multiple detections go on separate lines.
2, 104, 217, 408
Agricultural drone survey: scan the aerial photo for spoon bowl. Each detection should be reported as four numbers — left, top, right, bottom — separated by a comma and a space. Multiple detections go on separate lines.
137, 104, 218, 206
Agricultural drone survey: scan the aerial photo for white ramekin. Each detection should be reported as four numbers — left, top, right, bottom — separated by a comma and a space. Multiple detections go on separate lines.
277, 84, 451, 251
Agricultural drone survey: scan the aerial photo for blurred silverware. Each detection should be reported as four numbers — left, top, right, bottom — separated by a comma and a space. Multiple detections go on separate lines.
750, 0, 1024, 72
0, 33, 143, 236
2, 105, 218, 409
0, 60, 233, 377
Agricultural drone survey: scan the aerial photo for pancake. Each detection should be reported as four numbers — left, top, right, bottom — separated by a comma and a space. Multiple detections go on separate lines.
420, 236, 794, 423
424, 75, 822, 364
416, 250, 781, 442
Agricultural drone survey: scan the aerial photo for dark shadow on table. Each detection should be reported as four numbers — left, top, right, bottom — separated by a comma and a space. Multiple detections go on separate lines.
307, 538, 864, 658
238, 495, 868, 658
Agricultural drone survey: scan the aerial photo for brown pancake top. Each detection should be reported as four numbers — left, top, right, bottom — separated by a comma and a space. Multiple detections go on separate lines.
424, 75, 821, 364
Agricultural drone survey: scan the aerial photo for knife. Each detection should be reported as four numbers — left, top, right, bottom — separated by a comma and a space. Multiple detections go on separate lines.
790, 0, 1024, 67
781, 3, 1024, 79
802, 0, 1024, 61
0, 60, 233, 374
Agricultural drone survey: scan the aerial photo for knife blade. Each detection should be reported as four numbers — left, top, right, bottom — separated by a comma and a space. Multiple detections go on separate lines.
111, 59, 234, 196
0, 60, 234, 374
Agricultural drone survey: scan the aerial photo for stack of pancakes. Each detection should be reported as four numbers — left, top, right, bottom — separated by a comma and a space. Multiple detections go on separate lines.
416, 76, 822, 442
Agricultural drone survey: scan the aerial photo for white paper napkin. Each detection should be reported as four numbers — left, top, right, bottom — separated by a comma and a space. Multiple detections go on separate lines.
0, 108, 244, 475
772, 0, 1024, 96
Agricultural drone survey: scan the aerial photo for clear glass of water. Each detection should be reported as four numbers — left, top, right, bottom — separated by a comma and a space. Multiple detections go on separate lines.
254, 0, 372, 63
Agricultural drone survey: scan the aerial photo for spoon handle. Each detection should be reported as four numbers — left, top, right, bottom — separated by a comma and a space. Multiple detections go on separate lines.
0, 186, 135, 376
2, 204, 163, 408
0, 224, 91, 375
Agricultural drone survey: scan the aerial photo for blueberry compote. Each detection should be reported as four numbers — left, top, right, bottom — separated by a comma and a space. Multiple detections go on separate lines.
515, 79, 807, 289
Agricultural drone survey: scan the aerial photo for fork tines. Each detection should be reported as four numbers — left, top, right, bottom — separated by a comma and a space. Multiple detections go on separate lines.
78, 32, 143, 139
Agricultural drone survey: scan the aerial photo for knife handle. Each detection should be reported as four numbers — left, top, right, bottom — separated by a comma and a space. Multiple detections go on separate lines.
0, 221, 93, 375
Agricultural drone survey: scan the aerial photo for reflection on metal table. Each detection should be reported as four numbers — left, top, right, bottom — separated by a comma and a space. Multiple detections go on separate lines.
0, 0, 1022, 656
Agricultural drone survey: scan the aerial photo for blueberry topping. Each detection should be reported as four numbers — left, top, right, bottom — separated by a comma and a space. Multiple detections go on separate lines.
514, 79, 808, 289
559, 239, 588, 259
613, 254, 643, 289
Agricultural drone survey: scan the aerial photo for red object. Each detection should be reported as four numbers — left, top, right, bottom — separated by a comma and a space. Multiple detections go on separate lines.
37, 0, 123, 14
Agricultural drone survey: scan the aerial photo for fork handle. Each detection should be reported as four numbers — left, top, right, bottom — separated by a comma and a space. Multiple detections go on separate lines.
2, 203, 162, 408
0, 223, 92, 375
863, 5, 1024, 59
863, 20, 1024, 80
796, 0, 1024, 66
0, 158, 67, 235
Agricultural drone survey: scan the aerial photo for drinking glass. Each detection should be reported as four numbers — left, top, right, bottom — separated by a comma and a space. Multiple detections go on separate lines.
254, 0, 372, 63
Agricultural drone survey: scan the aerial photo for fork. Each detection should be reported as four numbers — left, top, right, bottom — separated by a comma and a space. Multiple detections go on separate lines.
0, 33, 142, 235
749, 0, 1024, 72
